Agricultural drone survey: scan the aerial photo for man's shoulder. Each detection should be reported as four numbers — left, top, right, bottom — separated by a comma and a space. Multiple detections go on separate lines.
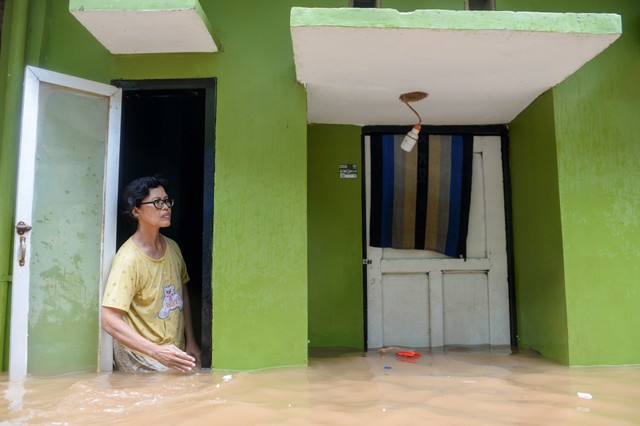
162, 236, 182, 253
162, 235, 178, 246
114, 238, 137, 257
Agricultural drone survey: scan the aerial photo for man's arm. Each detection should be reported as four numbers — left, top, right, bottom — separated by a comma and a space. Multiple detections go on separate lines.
101, 306, 196, 372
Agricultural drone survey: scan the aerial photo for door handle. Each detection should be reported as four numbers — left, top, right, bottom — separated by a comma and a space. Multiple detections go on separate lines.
15, 221, 32, 267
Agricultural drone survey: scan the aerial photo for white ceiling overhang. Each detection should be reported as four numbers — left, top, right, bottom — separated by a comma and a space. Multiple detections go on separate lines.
69, 0, 218, 54
291, 8, 622, 126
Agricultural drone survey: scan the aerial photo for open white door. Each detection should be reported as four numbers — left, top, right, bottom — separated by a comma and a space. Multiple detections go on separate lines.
365, 135, 509, 349
10, 66, 121, 380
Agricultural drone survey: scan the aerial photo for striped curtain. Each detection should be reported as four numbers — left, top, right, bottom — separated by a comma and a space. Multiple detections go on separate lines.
369, 133, 473, 258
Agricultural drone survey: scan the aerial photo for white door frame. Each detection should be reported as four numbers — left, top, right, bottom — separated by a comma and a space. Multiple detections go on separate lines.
10, 66, 121, 380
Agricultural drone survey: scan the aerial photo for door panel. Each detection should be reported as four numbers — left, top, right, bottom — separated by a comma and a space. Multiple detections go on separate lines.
365, 135, 509, 349
10, 67, 121, 379
382, 273, 430, 347
442, 272, 489, 345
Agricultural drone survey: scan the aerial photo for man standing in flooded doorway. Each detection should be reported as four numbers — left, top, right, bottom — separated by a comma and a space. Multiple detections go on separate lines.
101, 175, 201, 372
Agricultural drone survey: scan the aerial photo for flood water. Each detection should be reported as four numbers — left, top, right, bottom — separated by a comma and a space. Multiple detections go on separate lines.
1, 347, 639, 425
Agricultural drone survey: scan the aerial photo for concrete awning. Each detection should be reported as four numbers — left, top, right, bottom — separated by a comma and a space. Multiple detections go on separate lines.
69, 0, 218, 54
291, 8, 622, 125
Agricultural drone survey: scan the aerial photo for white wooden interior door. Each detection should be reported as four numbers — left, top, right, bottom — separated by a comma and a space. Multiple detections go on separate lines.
10, 66, 121, 380
365, 135, 509, 349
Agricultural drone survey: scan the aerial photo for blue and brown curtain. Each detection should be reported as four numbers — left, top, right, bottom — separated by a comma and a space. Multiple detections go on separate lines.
369, 133, 473, 258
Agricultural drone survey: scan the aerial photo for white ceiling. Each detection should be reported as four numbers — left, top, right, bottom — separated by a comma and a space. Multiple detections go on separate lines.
291, 8, 621, 126
70, 6, 217, 54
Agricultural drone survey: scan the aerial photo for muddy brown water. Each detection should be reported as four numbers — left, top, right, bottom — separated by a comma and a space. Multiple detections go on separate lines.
1, 347, 639, 425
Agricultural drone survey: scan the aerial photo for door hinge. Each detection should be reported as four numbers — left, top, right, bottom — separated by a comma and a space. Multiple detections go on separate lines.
362, 259, 372, 265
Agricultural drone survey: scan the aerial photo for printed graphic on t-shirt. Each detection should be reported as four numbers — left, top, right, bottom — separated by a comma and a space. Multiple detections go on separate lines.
158, 284, 183, 319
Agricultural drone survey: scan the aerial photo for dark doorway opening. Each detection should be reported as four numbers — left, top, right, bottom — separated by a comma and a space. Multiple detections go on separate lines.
112, 78, 215, 368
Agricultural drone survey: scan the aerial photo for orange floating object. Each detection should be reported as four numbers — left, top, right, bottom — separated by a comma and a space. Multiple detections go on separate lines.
396, 351, 422, 358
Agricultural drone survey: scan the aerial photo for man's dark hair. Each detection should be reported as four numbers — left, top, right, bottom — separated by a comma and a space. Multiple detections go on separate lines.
121, 174, 170, 222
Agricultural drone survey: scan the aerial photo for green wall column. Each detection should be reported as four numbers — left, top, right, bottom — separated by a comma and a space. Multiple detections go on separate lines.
0, 0, 30, 371
551, 0, 640, 366
509, 91, 569, 364
307, 124, 364, 349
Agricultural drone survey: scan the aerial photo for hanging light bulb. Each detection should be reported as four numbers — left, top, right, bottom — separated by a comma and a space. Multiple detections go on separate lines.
401, 124, 421, 152
398, 91, 428, 152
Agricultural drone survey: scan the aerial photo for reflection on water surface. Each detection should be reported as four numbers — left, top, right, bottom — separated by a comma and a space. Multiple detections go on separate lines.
1, 347, 639, 425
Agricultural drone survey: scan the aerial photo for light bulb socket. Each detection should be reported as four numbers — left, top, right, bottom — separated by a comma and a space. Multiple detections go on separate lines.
400, 125, 421, 152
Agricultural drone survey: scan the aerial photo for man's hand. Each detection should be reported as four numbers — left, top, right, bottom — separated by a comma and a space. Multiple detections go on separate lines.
152, 344, 196, 372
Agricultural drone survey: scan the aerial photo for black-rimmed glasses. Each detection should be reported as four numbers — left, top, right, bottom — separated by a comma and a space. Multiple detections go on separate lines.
139, 198, 175, 209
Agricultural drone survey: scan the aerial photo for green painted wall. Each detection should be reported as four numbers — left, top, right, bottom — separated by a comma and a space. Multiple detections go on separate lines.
307, 124, 363, 349
502, 0, 640, 365
509, 92, 569, 364
553, 2, 640, 366
0, 0, 19, 370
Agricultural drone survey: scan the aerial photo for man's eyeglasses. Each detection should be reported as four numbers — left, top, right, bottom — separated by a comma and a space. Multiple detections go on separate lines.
139, 198, 175, 210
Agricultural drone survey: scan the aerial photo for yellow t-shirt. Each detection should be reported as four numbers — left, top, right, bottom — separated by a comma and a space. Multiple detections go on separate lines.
102, 236, 190, 352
